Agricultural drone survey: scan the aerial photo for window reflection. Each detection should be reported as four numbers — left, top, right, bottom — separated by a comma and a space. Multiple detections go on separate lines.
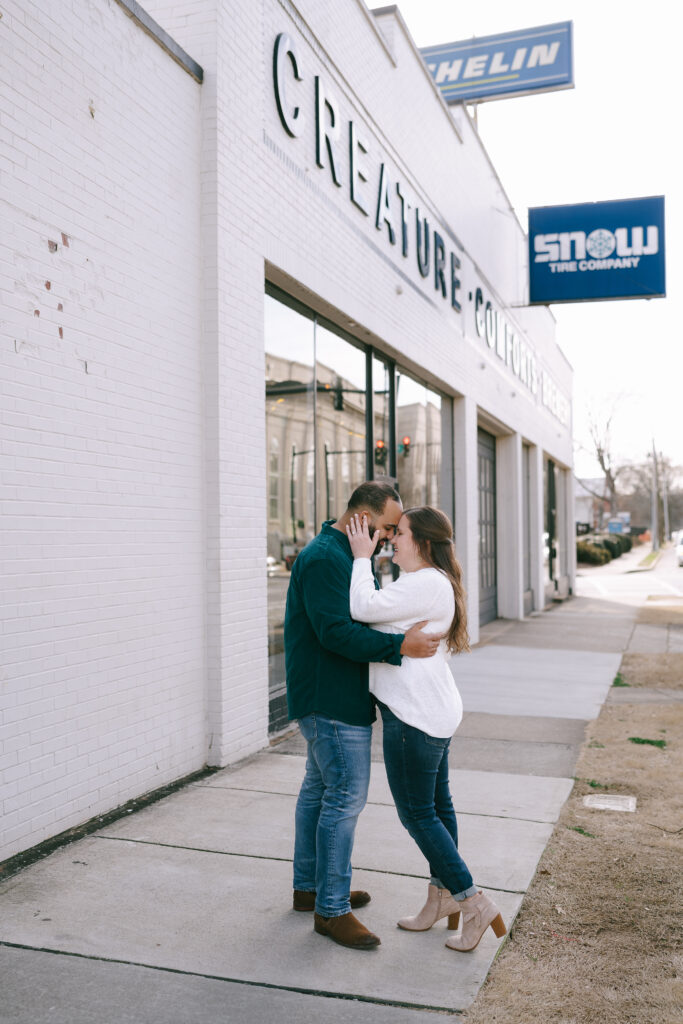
555, 466, 566, 576
315, 324, 367, 523
372, 356, 391, 478
264, 291, 449, 731
396, 370, 442, 509
265, 295, 315, 731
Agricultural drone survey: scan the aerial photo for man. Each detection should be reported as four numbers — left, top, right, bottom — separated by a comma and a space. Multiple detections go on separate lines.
284, 481, 441, 950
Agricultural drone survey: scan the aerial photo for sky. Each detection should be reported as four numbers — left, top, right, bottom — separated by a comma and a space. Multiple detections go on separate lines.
391, 0, 681, 481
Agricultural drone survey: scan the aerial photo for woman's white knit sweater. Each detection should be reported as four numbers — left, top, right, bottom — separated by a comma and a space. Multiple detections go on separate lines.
349, 559, 463, 738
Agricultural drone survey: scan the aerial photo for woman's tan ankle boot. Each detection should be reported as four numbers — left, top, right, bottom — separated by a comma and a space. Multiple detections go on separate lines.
444, 890, 507, 952
398, 884, 461, 931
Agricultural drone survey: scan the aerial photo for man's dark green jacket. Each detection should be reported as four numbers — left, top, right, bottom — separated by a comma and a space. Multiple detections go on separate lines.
285, 521, 403, 726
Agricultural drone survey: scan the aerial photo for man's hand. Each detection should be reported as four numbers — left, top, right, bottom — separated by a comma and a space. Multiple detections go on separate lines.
400, 620, 442, 658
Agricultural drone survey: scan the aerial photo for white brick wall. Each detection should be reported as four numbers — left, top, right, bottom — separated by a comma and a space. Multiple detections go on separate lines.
1, 0, 575, 860
0, 0, 205, 860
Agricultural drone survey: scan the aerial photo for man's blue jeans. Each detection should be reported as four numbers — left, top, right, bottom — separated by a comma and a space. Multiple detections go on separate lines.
293, 713, 372, 918
379, 702, 476, 899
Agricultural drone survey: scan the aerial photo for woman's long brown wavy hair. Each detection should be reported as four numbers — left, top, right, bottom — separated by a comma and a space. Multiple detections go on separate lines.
403, 506, 470, 654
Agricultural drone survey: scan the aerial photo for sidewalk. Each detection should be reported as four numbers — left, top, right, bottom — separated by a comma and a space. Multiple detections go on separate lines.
0, 598, 634, 1022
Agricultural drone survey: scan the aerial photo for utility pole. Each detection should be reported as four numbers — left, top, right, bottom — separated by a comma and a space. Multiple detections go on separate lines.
661, 455, 670, 542
650, 440, 659, 552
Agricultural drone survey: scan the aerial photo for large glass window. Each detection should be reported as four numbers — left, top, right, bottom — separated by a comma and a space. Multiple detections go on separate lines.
556, 466, 567, 577
371, 355, 392, 479
264, 287, 451, 731
265, 295, 315, 731
395, 370, 443, 510
544, 457, 558, 582
315, 323, 367, 523
522, 444, 531, 592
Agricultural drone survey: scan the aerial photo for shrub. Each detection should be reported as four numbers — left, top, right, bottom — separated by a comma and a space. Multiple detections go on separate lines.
577, 540, 611, 565
599, 536, 622, 559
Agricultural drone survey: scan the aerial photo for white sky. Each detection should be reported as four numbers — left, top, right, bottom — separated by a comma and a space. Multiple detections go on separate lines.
391, 0, 681, 480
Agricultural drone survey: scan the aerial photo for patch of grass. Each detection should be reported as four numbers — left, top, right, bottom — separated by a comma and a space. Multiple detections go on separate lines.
462, 699, 683, 1024
628, 736, 667, 749
638, 550, 659, 567
619, 651, 683, 690
612, 671, 629, 687
568, 825, 596, 837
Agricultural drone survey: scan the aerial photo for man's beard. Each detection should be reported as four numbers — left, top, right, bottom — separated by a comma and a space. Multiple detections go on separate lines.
366, 521, 387, 556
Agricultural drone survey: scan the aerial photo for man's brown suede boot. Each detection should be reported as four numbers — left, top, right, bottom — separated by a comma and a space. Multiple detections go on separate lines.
293, 890, 371, 912
313, 911, 381, 949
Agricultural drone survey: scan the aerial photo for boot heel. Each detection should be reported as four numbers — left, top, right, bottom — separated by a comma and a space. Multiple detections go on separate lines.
447, 911, 461, 929
490, 913, 507, 938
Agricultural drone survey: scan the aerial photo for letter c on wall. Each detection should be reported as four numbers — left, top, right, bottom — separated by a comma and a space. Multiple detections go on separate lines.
274, 33, 305, 138
475, 287, 485, 337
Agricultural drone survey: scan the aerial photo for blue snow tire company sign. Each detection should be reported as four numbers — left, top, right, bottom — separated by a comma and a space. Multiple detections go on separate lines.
421, 22, 573, 104
528, 196, 666, 304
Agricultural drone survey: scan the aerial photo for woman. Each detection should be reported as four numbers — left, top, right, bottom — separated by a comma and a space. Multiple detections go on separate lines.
346, 506, 506, 953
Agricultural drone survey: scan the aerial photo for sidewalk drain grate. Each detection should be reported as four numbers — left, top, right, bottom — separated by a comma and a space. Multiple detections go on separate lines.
582, 794, 637, 812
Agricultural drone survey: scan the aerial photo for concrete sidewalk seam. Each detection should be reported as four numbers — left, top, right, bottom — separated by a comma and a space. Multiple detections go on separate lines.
193, 785, 570, 825
0, 941, 464, 1017
92, 837, 528, 894
93, 835, 294, 864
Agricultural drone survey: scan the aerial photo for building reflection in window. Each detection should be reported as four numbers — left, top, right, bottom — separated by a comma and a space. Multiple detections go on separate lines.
265, 291, 450, 730
265, 294, 315, 730
265, 292, 369, 730
315, 323, 367, 524
396, 370, 442, 510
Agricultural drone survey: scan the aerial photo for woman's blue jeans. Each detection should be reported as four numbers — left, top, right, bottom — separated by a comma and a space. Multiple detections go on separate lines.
293, 713, 372, 918
379, 702, 475, 899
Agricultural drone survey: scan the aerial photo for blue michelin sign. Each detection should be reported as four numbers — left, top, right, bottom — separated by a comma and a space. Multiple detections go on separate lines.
421, 22, 573, 104
529, 196, 666, 304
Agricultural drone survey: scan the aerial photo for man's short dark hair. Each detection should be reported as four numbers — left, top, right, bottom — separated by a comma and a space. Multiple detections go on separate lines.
347, 481, 400, 516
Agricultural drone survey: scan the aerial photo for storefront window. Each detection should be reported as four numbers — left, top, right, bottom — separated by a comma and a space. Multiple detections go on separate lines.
269, 437, 280, 521
315, 323, 367, 523
522, 443, 532, 614
265, 294, 315, 730
544, 457, 558, 582
395, 370, 442, 509
555, 466, 567, 577
372, 355, 392, 479
264, 288, 450, 729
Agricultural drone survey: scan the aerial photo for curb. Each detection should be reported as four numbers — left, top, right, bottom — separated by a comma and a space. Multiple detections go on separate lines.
626, 549, 664, 573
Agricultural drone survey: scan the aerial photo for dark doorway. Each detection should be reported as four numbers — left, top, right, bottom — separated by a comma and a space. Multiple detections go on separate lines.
478, 428, 497, 625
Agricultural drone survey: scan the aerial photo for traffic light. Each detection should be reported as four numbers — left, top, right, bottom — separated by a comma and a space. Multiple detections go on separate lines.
398, 435, 411, 456
323, 379, 344, 411
374, 439, 387, 466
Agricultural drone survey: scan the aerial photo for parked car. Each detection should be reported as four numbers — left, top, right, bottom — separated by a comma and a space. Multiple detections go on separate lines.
676, 534, 683, 567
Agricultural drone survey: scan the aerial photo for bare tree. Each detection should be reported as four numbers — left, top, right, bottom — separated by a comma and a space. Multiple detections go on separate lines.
620, 454, 683, 536
575, 404, 627, 516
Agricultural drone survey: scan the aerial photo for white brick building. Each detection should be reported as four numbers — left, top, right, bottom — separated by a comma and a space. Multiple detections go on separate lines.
0, 0, 574, 862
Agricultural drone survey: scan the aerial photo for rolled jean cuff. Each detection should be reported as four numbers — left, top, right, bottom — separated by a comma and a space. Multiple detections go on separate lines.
452, 884, 478, 901
430, 875, 444, 887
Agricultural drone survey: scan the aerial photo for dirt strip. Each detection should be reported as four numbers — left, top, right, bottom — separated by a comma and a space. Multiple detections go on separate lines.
463, 634, 682, 1023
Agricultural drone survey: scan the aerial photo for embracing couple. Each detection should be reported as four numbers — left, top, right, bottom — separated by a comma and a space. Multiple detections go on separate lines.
284, 482, 506, 952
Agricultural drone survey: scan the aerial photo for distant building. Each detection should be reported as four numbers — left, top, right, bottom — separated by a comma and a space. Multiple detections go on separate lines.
575, 477, 610, 532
